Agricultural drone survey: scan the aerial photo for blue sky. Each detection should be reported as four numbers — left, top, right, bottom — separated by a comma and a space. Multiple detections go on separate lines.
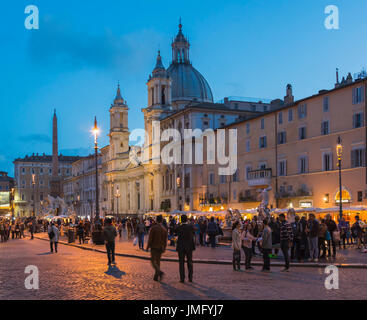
1, 0, 367, 176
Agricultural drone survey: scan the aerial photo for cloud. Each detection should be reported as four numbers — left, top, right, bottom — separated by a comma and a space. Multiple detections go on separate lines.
27, 15, 162, 72
18, 134, 51, 144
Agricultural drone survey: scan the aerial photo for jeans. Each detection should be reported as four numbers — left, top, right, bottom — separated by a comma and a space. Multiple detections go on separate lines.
78, 235, 84, 244
280, 240, 290, 269
233, 249, 241, 270
50, 241, 58, 252
178, 249, 193, 281
242, 246, 252, 269
150, 248, 163, 279
308, 237, 319, 260
262, 248, 271, 270
106, 241, 115, 264
209, 233, 216, 248
138, 232, 145, 249
339, 236, 346, 249
199, 233, 204, 246
328, 238, 336, 256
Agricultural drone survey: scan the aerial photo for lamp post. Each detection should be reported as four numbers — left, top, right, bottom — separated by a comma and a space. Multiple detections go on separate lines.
32, 174, 36, 217
10, 187, 15, 219
92, 116, 100, 222
115, 185, 121, 218
336, 136, 343, 220
91, 118, 104, 245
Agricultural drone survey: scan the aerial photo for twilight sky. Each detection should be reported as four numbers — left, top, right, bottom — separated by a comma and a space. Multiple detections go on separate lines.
1, 0, 367, 176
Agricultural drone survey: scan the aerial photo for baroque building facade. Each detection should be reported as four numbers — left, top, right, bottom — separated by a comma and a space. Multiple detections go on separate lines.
99, 23, 268, 215
71, 23, 366, 217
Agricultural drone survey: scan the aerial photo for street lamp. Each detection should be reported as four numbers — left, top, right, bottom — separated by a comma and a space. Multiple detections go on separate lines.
10, 187, 15, 219
115, 185, 121, 217
32, 174, 36, 217
336, 136, 343, 220
91, 117, 104, 245
92, 116, 100, 222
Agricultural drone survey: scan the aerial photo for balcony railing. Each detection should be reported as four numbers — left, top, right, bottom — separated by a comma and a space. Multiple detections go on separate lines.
247, 168, 272, 186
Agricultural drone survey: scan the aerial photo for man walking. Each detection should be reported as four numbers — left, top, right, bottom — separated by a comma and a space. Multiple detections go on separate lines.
176, 214, 196, 283
48, 222, 59, 253
306, 213, 319, 262
103, 218, 117, 266
146, 215, 168, 281
136, 219, 147, 250
279, 213, 293, 272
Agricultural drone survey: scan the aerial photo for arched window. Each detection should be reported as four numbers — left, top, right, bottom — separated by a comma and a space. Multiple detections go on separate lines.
151, 88, 154, 105
161, 87, 166, 105
335, 189, 351, 203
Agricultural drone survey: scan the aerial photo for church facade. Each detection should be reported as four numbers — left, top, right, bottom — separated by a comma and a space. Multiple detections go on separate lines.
99, 23, 264, 215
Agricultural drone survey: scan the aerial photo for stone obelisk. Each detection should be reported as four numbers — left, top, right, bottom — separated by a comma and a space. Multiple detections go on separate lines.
50, 109, 61, 199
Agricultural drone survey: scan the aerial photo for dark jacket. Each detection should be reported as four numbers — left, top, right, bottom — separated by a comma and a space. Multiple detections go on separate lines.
176, 223, 196, 252
307, 219, 319, 238
269, 221, 280, 244
147, 223, 167, 251
103, 225, 117, 242
207, 222, 218, 235
136, 223, 146, 234
325, 220, 337, 233
76, 225, 84, 236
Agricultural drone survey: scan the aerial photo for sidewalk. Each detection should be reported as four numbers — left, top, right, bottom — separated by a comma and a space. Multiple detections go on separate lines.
30, 231, 367, 269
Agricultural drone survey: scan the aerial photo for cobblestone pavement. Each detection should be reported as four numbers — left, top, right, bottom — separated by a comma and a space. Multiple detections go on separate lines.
35, 230, 367, 265
0, 238, 366, 300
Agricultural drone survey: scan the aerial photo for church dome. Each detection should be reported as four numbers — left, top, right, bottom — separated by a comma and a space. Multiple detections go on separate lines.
167, 21, 213, 104
167, 63, 213, 103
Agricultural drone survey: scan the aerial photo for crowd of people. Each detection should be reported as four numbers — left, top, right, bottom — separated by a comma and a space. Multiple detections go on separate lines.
0, 217, 44, 242
231, 212, 367, 272
2, 211, 367, 283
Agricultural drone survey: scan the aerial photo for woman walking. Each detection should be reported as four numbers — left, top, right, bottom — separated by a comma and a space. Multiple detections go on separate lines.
232, 221, 242, 271
48, 222, 59, 253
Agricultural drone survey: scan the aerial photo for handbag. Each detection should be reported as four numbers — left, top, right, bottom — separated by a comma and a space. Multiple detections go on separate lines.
133, 236, 138, 246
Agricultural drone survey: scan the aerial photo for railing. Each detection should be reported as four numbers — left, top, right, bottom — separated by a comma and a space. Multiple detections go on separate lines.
247, 168, 272, 187
247, 168, 272, 180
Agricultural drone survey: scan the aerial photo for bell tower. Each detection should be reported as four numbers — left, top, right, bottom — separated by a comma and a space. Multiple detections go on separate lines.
147, 50, 172, 108
142, 51, 172, 161
109, 84, 129, 157
144, 51, 171, 143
